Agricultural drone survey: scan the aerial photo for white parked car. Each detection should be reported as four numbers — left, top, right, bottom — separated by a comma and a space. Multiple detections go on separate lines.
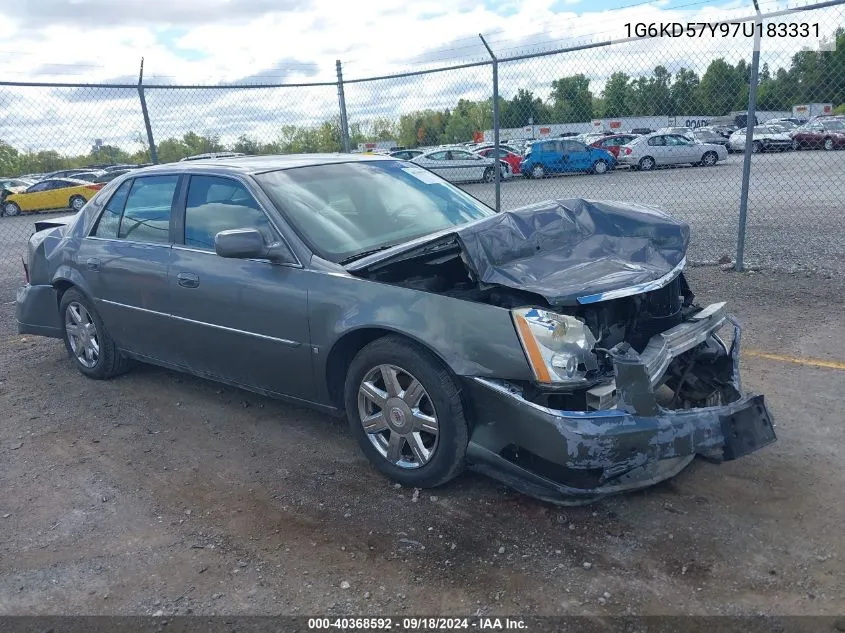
617, 132, 728, 170
410, 147, 506, 183
728, 126, 793, 153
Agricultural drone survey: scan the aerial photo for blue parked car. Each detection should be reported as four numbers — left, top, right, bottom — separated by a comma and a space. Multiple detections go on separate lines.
521, 139, 615, 178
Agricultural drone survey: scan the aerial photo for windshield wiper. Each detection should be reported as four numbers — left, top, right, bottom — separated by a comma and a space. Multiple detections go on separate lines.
339, 244, 398, 265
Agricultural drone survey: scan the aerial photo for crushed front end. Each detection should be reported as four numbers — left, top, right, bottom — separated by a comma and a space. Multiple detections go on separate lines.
464, 277, 777, 505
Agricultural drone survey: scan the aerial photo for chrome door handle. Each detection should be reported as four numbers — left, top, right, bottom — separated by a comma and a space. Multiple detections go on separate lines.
177, 272, 200, 288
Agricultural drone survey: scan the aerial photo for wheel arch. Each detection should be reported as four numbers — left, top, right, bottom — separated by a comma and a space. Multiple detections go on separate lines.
324, 326, 459, 411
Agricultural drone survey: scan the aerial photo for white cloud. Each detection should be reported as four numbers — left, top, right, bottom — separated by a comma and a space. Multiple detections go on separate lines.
0, 0, 840, 154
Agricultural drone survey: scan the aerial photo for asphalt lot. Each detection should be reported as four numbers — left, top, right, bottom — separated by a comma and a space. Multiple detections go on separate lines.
0, 150, 842, 304
1, 267, 844, 617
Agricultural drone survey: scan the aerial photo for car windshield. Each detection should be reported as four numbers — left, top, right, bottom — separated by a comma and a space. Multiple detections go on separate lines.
254, 160, 495, 263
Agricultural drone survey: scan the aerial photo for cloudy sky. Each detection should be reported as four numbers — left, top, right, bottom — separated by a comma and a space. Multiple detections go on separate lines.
0, 0, 839, 154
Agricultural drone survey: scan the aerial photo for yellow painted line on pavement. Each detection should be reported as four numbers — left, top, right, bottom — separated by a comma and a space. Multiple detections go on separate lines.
744, 350, 845, 371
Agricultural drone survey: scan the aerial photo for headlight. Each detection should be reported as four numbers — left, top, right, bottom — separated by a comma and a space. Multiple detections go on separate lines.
512, 308, 599, 386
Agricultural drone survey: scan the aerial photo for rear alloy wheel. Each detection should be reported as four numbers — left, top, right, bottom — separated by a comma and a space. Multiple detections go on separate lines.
531, 164, 545, 179
823, 137, 834, 151
3, 202, 21, 217
345, 336, 467, 488
482, 167, 494, 183
638, 156, 655, 171
60, 288, 132, 380
701, 151, 718, 166
69, 195, 86, 211
592, 159, 608, 174
752, 141, 762, 154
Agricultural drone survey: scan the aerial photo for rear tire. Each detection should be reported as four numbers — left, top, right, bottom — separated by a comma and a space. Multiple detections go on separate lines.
823, 137, 834, 151
752, 141, 762, 154
60, 288, 132, 380
638, 156, 655, 171
531, 164, 545, 179
344, 336, 467, 489
592, 159, 608, 174
482, 167, 494, 183
3, 202, 21, 217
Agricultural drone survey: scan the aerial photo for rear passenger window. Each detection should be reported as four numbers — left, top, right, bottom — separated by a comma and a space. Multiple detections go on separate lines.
93, 179, 132, 239
184, 175, 275, 250
118, 175, 178, 244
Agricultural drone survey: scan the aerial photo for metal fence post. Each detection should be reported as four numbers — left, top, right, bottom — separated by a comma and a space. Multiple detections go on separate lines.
336, 60, 351, 153
735, 2, 762, 272
137, 58, 158, 164
479, 35, 500, 213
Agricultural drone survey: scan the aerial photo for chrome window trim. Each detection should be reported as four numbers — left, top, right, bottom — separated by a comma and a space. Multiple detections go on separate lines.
171, 244, 303, 269
576, 257, 687, 305
96, 298, 301, 347
85, 236, 172, 248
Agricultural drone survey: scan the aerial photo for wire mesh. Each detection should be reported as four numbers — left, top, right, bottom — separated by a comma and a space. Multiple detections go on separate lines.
1, 2, 843, 303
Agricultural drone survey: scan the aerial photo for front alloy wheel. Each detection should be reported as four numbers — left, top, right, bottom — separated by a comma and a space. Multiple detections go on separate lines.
358, 364, 439, 469
345, 336, 468, 488
823, 137, 834, 151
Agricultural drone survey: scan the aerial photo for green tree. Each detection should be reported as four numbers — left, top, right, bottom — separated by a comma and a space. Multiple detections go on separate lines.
697, 58, 744, 115
550, 75, 593, 123
671, 68, 701, 114
601, 72, 631, 117
502, 89, 550, 128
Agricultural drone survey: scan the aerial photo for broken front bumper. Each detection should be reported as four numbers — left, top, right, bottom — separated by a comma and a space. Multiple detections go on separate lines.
464, 303, 777, 504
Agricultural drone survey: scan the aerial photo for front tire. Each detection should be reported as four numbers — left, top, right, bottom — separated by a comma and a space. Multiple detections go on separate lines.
752, 141, 762, 154
823, 137, 834, 151
482, 167, 494, 183
531, 164, 545, 179
3, 202, 21, 217
700, 151, 718, 166
60, 288, 131, 380
344, 336, 467, 488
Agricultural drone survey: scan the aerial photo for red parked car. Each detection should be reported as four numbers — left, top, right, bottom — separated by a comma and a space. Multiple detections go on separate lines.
790, 119, 845, 150
475, 147, 523, 175
589, 134, 640, 158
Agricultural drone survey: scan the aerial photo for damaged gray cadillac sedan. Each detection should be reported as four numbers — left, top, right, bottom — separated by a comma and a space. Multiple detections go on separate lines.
16, 154, 776, 503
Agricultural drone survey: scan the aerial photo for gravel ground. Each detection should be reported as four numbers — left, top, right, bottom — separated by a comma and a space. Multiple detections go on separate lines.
1, 266, 844, 617
0, 148, 842, 304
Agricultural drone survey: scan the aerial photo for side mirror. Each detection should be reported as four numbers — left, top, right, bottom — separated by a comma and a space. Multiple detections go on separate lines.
214, 228, 294, 264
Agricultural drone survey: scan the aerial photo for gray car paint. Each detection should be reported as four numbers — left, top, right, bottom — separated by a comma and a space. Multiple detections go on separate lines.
16, 154, 776, 503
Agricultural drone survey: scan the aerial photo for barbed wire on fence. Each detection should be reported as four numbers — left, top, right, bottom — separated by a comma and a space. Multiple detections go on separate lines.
0, 0, 843, 292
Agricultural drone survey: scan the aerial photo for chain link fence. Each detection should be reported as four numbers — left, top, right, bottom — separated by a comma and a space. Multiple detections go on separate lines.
1, 0, 843, 302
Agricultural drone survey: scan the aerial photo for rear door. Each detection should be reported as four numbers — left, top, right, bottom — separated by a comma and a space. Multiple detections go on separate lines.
447, 149, 487, 181
77, 174, 180, 362
167, 174, 314, 400
19, 180, 56, 211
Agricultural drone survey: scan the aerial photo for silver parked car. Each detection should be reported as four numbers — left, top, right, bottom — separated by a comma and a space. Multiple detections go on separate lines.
16, 155, 776, 504
728, 126, 793, 153
410, 147, 504, 183
617, 132, 728, 171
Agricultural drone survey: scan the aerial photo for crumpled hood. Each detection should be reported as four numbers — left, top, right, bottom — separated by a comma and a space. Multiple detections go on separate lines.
349, 198, 690, 306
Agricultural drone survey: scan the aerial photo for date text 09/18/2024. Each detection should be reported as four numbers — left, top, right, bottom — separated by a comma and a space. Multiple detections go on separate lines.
307, 617, 527, 630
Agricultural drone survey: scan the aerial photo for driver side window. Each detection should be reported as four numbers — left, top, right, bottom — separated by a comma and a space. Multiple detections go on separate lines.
184, 175, 276, 250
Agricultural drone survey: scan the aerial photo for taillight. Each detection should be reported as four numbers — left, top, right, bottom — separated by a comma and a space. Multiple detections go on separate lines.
625, 147, 632, 155
85, 183, 104, 191
22, 257, 29, 284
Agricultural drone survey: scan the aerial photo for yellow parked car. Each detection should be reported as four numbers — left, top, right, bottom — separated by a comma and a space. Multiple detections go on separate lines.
2, 178, 104, 216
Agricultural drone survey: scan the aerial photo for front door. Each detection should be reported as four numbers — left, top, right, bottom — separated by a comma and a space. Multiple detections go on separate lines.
166, 174, 314, 401
561, 140, 592, 171
77, 174, 179, 362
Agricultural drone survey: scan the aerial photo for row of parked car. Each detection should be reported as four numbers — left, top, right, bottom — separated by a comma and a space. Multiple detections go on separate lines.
382, 114, 844, 183
0, 163, 153, 217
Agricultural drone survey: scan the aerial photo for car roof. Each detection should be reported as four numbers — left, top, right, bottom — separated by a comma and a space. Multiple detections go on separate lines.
133, 153, 396, 176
